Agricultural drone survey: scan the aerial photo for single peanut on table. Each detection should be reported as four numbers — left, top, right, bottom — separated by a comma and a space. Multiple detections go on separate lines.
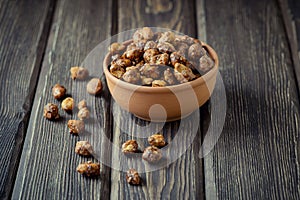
77, 161, 100, 177
43, 103, 59, 120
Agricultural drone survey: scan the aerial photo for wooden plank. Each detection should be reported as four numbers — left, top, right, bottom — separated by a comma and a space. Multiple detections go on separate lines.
0, 0, 55, 198
110, 0, 205, 199
278, 0, 300, 93
12, 0, 113, 199
202, 0, 300, 199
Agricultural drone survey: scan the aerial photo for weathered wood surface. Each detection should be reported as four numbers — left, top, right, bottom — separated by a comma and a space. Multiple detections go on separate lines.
0, 0, 298, 199
110, 0, 205, 199
278, 0, 300, 92
0, 0, 55, 199
12, 0, 113, 199
203, 0, 300, 199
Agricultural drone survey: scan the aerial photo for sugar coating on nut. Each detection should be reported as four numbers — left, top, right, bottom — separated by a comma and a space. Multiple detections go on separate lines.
144, 40, 157, 50
133, 27, 154, 43
176, 42, 189, 56
87, 78, 102, 95
75, 141, 93, 156
70, 66, 89, 80
43, 103, 59, 120
68, 120, 85, 135
52, 84, 66, 99
122, 69, 140, 84
78, 107, 90, 120
174, 63, 196, 83
152, 80, 167, 87
126, 169, 141, 185
113, 58, 132, 68
110, 63, 125, 79
142, 146, 162, 163
158, 31, 175, 43
109, 42, 125, 53
157, 42, 175, 53
141, 76, 153, 86
77, 99, 87, 110
77, 161, 100, 176
124, 49, 143, 61
126, 43, 139, 51
143, 49, 159, 63
122, 140, 138, 154
126, 65, 141, 72
174, 35, 195, 45
111, 54, 121, 62
199, 55, 214, 72
170, 52, 187, 66
188, 44, 206, 60
61, 97, 74, 112
148, 134, 166, 147
154, 53, 169, 65
135, 39, 147, 50
140, 64, 160, 79
153, 32, 163, 42
164, 69, 176, 85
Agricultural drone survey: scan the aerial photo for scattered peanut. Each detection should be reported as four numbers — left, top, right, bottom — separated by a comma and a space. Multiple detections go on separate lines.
126, 169, 141, 185
148, 134, 166, 148
122, 140, 139, 154
75, 141, 93, 156
70, 66, 89, 80
68, 120, 85, 135
77, 99, 87, 110
87, 78, 102, 95
61, 97, 74, 112
77, 161, 100, 177
78, 107, 90, 120
52, 84, 66, 99
142, 146, 162, 163
43, 103, 59, 120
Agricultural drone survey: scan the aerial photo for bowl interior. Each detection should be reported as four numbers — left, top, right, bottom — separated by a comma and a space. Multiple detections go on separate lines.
103, 39, 219, 121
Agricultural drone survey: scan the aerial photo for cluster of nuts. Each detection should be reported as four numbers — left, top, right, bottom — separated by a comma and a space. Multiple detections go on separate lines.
108, 27, 214, 87
121, 133, 166, 163
122, 133, 166, 185
43, 66, 102, 177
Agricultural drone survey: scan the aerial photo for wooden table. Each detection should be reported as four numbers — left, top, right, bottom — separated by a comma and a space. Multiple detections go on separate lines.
0, 0, 299, 199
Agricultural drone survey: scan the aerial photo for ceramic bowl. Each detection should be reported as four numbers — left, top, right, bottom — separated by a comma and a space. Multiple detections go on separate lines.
103, 41, 219, 122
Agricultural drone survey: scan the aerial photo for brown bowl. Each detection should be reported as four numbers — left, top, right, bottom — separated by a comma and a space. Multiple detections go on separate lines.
103, 41, 219, 122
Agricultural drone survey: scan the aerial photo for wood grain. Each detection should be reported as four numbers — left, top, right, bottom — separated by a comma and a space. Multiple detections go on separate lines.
0, 0, 55, 199
278, 0, 300, 93
203, 0, 300, 199
12, 0, 113, 199
110, 0, 205, 199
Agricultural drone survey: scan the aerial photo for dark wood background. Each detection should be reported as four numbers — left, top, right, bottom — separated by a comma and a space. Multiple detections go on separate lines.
0, 0, 299, 199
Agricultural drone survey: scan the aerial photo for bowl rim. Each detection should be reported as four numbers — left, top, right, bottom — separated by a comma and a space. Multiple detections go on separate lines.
103, 40, 219, 93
